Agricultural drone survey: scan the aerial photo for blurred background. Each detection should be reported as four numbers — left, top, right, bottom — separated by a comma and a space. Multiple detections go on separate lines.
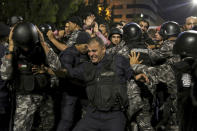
0, 0, 197, 26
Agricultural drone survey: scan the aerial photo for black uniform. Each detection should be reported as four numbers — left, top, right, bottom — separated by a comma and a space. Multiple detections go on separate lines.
66, 54, 135, 131
174, 66, 197, 131
57, 46, 88, 131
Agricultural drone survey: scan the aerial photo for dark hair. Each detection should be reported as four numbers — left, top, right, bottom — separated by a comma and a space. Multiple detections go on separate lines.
82, 12, 95, 20
111, 22, 123, 28
88, 37, 104, 47
139, 19, 150, 29
68, 16, 83, 27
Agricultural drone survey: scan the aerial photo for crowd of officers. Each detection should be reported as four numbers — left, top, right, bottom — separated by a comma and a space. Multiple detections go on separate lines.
0, 14, 197, 131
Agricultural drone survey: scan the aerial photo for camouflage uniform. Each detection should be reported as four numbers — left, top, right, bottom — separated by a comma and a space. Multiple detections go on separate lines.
106, 40, 129, 58
33, 94, 55, 131
66, 30, 81, 47
148, 40, 179, 130
106, 41, 154, 131
13, 95, 43, 131
0, 43, 61, 131
131, 59, 179, 131
148, 40, 177, 65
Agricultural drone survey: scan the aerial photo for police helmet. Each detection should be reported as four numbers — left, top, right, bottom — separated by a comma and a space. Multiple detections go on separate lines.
108, 28, 123, 40
8, 16, 23, 26
123, 22, 142, 42
159, 21, 181, 40
173, 30, 197, 58
13, 22, 39, 49
39, 24, 52, 34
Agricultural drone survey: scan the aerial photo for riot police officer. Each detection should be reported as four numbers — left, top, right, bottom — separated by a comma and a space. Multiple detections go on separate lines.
173, 30, 197, 131
106, 28, 129, 58
123, 22, 155, 131
55, 37, 149, 131
57, 31, 90, 131
0, 22, 61, 131
123, 22, 154, 66
157, 21, 181, 61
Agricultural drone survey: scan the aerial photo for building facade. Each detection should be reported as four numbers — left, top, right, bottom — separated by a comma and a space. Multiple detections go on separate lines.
85, 0, 164, 25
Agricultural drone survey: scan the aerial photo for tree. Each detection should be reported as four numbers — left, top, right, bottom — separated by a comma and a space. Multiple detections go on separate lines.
1, 0, 58, 25
55, 0, 84, 25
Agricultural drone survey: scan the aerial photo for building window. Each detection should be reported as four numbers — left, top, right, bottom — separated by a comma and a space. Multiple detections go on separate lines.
113, 14, 122, 18
113, 5, 123, 9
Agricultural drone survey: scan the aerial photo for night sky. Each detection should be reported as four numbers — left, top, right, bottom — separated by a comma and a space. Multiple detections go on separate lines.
157, 0, 197, 25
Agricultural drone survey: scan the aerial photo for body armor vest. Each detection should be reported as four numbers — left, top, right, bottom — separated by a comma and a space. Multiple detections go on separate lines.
14, 49, 49, 93
86, 55, 128, 111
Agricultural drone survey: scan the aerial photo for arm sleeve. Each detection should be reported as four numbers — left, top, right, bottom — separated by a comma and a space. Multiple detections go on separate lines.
0, 56, 13, 80
66, 31, 78, 47
131, 63, 177, 89
115, 55, 135, 80
45, 41, 61, 71
59, 49, 74, 68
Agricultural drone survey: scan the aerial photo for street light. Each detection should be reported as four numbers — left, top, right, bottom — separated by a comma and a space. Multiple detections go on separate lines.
192, 0, 197, 5
140, 13, 144, 18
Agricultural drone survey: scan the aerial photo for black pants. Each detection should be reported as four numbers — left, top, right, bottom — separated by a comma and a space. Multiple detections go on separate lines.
0, 109, 10, 131
57, 92, 88, 131
56, 92, 78, 131
73, 107, 126, 131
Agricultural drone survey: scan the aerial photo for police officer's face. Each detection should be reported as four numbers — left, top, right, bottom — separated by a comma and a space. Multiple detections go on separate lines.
139, 21, 148, 33
185, 18, 197, 30
88, 41, 106, 63
111, 34, 121, 45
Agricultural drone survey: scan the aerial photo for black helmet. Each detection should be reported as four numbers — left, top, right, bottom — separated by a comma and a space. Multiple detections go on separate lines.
13, 22, 39, 49
108, 28, 123, 40
8, 16, 23, 26
173, 30, 197, 58
123, 22, 142, 42
39, 24, 53, 34
159, 21, 181, 40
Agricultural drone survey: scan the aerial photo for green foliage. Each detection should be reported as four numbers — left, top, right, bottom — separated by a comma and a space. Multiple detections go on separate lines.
0, 0, 112, 26
0, 0, 58, 25
28, 0, 59, 24
55, 0, 84, 25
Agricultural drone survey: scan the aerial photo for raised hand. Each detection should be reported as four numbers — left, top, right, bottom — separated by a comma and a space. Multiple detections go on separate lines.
129, 51, 143, 65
